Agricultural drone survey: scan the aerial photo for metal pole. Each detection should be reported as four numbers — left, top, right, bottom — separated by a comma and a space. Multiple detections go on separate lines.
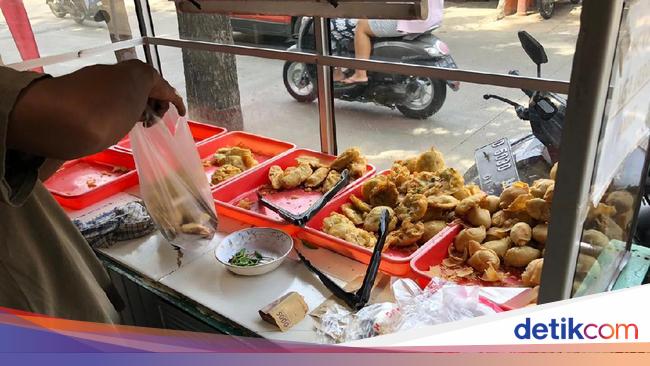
538, 0, 625, 303
314, 16, 337, 155
133, 0, 162, 73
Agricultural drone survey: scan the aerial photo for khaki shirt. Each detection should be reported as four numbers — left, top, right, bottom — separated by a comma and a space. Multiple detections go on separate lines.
0, 66, 119, 323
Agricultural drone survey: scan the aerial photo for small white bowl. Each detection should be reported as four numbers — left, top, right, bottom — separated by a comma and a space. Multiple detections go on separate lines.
215, 228, 294, 276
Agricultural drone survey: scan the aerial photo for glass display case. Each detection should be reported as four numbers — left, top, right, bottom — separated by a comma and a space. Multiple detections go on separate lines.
3, 0, 647, 308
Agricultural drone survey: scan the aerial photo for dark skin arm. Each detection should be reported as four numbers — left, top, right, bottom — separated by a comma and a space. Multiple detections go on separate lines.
7, 60, 185, 161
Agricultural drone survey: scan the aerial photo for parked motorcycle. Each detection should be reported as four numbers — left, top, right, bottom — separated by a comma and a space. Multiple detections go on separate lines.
538, 0, 582, 20
47, 0, 105, 25
282, 17, 460, 119
463, 31, 566, 195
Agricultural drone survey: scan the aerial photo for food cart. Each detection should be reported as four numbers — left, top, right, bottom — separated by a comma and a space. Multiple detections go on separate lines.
4, 0, 649, 341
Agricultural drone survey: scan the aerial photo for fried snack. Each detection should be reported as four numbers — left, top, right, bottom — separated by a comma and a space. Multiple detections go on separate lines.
491, 210, 508, 227
582, 229, 609, 247
467, 241, 500, 272
387, 163, 411, 192
454, 226, 486, 253
532, 223, 548, 244
455, 193, 486, 216
420, 220, 447, 244
237, 198, 254, 210
504, 246, 541, 268
364, 176, 399, 207
304, 167, 330, 188
330, 147, 361, 171
341, 203, 364, 225
403, 171, 439, 195
86, 178, 97, 188
606, 190, 635, 214
385, 220, 425, 249
321, 169, 342, 192
395, 193, 428, 222
268, 165, 284, 190
482, 237, 511, 258
438, 168, 465, 197
526, 198, 551, 222
486, 226, 510, 241
281, 164, 313, 189
576, 253, 598, 276
466, 207, 492, 228
505, 193, 533, 213
363, 206, 398, 232
296, 155, 323, 169
510, 222, 532, 246
211, 164, 243, 184
323, 213, 377, 248
550, 163, 558, 180
224, 155, 246, 171
499, 182, 530, 209
594, 215, 624, 241
415, 148, 446, 173
349, 161, 367, 179
396, 156, 418, 173
427, 194, 459, 210
217, 147, 259, 169
530, 179, 555, 199
543, 182, 554, 202
522, 258, 543, 286
180, 223, 213, 237
349, 194, 372, 213
587, 203, 617, 222
486, 195, 500, 213
421, 205, 450, 222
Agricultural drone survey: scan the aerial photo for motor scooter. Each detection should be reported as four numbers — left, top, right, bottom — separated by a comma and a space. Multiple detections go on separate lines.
463, 31, 566, 195
282, 17, 460, 119
47, 0, 106, 25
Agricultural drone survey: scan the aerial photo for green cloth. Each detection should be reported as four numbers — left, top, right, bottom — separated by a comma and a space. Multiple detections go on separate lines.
0, 66, 118, 323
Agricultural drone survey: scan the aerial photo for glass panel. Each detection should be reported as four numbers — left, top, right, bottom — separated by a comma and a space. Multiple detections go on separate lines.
150, 1, 310, 51
0, 0, 143, 66
157, 45, 320, 149
572, 0, 650, 297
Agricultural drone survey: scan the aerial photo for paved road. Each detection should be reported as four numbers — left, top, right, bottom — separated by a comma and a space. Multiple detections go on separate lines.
1, 0, 582, 171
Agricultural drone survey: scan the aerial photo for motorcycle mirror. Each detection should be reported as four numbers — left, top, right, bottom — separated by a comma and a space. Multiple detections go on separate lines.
517, 31, 548, 77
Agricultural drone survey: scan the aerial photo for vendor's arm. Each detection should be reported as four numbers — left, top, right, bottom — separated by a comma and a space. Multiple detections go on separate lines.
6, 60, 185, 161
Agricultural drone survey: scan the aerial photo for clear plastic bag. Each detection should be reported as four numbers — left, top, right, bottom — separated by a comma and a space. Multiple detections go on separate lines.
130, 106, 218, 250
316, 278, 496, 343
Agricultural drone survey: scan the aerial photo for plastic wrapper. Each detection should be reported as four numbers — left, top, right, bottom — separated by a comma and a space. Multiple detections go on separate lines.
130, 107, 218, 250
316, 278, 496, 343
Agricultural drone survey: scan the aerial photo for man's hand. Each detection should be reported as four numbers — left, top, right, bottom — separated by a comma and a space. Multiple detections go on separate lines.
7, 61, 186, 160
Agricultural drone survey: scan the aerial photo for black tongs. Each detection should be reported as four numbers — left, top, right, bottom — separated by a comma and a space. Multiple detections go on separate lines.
257, 169, 350, 227
296, 209, 389, 310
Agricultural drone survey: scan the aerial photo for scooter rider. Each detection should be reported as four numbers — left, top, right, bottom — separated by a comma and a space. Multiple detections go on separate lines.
340, 0, 444, 85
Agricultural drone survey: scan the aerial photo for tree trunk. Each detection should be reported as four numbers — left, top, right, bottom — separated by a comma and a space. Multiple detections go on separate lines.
175, 7, 243, 131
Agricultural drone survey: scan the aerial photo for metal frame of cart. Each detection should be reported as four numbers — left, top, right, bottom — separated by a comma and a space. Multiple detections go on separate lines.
7, 0, 645, 303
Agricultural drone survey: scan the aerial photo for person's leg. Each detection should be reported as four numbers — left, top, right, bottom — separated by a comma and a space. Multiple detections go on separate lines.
343, 19, 373, 83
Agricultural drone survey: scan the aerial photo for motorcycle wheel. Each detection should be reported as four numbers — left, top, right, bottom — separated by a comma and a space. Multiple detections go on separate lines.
538, 0, 555, 19
396, 78, 446, 119
283, 61, 317, 103
48, 3, 67, 18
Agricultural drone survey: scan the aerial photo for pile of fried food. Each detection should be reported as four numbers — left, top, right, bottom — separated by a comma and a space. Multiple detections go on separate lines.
267, 147, 368, 192
322, 147, 470, 253
205, 146, 259, 185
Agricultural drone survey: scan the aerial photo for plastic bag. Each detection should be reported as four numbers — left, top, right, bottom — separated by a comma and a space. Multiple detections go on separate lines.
316, 278, 496, 343
130, 106, 218, 250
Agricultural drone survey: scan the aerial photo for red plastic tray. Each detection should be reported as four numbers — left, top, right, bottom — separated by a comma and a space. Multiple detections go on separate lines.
197, 131, 295, 188
410, 224, 524, 288
44, 149, 138, 210
212, 149, 375, 234
298, 171, 460, 276
112, 120, 227, 153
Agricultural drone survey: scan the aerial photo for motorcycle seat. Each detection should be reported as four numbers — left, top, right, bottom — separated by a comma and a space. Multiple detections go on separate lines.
375, 25, 440, 42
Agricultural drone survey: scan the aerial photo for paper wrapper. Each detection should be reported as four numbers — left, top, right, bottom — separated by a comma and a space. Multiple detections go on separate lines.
259, 292, 309, 332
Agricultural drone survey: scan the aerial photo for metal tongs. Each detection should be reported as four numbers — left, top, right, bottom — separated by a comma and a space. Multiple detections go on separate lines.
296, 209, 389, 310
256, 169, 351, 227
